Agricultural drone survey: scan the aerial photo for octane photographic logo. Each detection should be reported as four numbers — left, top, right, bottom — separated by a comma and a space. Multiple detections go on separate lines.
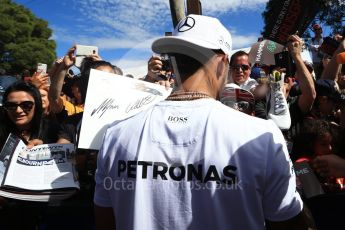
103, 177, 243, 192
177, 16, 196, 32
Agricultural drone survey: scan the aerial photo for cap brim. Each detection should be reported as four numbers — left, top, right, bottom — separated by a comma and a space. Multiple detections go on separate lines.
152, 37, 222, 63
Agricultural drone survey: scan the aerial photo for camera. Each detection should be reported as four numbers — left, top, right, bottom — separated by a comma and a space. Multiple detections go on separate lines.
158, 54, 172, 80
160, 54, 172, 72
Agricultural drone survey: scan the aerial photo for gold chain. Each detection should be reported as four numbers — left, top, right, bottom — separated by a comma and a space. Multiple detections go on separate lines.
166, 91, 212, 101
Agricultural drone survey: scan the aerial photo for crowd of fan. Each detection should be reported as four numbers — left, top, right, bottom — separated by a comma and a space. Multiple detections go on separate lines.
0, 20, 344, 229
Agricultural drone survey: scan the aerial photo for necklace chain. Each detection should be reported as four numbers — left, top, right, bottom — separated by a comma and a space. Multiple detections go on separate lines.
166, 91, 212, 101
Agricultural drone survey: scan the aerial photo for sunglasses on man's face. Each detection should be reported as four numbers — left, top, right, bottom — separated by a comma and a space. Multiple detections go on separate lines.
231, 64, 250, 71
3, 101, 35, 112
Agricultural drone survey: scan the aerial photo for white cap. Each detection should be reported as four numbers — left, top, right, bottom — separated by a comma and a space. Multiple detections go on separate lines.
152, 14, 232, 62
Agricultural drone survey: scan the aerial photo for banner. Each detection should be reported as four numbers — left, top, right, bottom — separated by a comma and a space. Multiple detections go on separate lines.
78, 69, 171, 150
262, 0, 320, 45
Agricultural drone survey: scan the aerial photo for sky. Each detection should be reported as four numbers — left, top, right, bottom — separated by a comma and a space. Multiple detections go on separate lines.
13, 0, 275, 77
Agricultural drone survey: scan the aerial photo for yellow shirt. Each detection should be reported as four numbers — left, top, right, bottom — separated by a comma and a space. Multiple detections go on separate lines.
62, 97, 83, 116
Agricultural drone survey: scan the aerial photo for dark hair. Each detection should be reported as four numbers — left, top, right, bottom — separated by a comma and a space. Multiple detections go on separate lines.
79, 58, 120, 103
80, 58, 114, 76
113, 65, 123, 76
62, 77, 81, 99
291, 119, 331, 160
171, 53, 203, 82
2, 81, 43, 139
229, 51, 249, 67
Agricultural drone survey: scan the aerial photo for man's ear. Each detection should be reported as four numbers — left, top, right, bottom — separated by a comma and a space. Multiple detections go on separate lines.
216, 55, 229, 79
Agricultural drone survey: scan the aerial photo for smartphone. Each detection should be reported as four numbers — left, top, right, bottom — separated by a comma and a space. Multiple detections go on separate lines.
37, 63, 47, 74
274, 51, 296, 77
75, 45, 98, 68
36, 63, 50, 86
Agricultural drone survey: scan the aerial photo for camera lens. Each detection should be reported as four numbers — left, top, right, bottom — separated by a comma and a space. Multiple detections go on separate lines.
160, 54, 171, 72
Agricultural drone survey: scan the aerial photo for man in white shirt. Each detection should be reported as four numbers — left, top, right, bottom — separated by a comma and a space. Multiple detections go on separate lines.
94, 14, 307, 230
229, 51, 258, 92
307, 24, 324, 78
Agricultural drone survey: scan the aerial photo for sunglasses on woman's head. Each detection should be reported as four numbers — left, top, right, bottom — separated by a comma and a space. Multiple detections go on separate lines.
3, 101, 35, 112
231, 64, 250, 71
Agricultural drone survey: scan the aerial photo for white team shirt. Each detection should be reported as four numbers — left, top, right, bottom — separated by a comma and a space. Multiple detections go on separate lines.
94, 99, 302, 230
239, 78, 258, 92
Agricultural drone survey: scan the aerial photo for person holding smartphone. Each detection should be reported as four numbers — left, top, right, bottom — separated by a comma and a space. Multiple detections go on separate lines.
307, 24, 324, 79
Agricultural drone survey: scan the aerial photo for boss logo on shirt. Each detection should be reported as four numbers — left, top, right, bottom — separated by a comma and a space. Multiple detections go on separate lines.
167, 116, 188, 123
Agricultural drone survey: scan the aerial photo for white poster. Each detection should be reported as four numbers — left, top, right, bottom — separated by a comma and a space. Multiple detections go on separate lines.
78, 69, 171, 150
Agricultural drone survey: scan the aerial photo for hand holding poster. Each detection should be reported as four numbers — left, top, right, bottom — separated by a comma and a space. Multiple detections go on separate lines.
78, 69, 172, 150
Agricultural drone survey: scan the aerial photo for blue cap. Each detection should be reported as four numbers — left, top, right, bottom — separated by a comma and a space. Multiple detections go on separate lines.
250, 67, 260, 79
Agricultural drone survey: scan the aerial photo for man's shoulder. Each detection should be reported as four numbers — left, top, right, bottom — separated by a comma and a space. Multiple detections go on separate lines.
106, 99, 217, 132
106, 99, 276, 135
212, 102, 277, 131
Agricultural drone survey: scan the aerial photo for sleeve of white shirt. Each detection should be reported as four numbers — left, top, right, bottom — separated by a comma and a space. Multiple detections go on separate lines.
94, 130, 113, 207
262, 122, 303, 221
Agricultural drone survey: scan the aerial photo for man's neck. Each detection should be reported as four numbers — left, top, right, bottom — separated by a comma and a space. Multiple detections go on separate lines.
173, 70, 218, 99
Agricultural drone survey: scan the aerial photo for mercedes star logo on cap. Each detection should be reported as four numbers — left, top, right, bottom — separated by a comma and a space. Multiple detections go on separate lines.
178, 16, 195, 32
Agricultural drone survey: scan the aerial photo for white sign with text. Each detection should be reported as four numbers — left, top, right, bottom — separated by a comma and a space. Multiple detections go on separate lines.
78, 69, 171, 150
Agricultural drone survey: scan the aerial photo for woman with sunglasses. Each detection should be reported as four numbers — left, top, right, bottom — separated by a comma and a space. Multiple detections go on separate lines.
0, 81, 70, 149
0, 81, 71, 229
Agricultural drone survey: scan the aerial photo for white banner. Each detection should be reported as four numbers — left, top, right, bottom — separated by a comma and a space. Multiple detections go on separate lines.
78, 69, 171, 150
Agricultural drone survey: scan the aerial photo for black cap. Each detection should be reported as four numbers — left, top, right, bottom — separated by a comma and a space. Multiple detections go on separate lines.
315, 79, 340, 101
